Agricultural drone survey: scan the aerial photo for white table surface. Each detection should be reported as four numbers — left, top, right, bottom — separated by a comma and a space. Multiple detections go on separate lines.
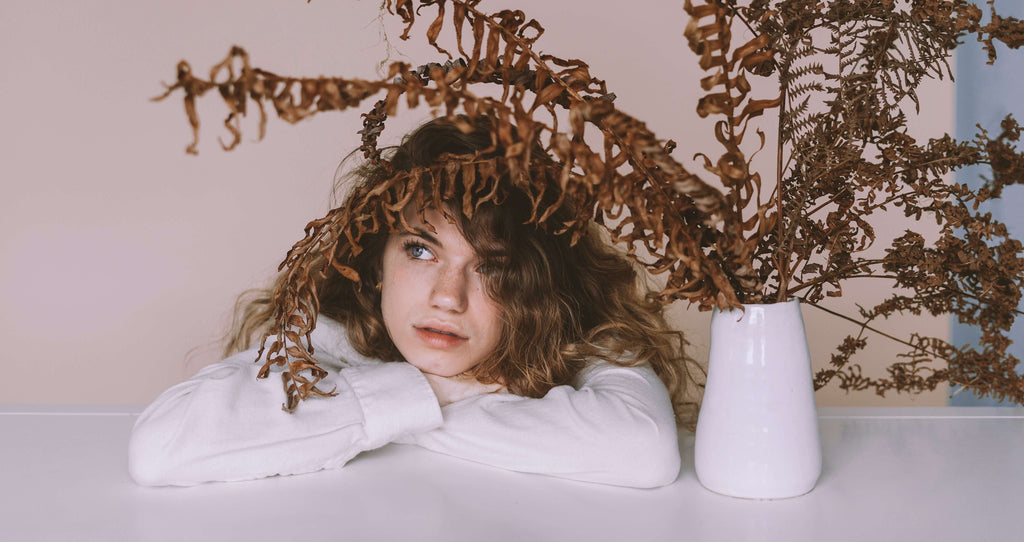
1, 405, 1021, 542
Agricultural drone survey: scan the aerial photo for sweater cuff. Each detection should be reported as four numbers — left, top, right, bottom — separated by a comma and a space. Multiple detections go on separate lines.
341, 362, 443, 447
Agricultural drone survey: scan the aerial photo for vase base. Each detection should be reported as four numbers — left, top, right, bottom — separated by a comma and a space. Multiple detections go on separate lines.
697, 480, 818, 500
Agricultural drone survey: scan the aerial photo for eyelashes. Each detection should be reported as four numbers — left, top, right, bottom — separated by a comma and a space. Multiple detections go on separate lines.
400, 239, 502, 276
402, 240, 434, 261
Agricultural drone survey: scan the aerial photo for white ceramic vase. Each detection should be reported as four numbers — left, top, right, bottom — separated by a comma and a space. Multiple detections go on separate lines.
694, 298, 822, 499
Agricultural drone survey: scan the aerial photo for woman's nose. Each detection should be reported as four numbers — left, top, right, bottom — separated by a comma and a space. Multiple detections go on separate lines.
429, 265, 469, 313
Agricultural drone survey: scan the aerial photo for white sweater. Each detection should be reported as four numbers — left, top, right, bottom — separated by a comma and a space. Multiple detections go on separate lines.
128, 317, 681, 488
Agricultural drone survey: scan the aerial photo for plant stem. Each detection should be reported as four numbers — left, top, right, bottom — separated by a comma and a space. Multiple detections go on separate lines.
776, 71, 788, 302
786, 258, 888, 295
799, 298, 951, 361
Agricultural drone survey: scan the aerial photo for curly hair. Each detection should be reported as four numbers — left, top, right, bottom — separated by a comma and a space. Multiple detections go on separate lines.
226, 116, 703, 428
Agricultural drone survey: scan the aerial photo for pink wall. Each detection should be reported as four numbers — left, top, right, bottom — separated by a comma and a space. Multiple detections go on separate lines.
0, 0, 951, 405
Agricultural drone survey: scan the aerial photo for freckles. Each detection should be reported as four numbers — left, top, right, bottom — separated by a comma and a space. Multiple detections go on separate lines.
384, 256, 420, 285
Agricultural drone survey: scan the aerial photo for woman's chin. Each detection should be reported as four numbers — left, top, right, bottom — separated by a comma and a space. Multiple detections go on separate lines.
405, 358, 456, 377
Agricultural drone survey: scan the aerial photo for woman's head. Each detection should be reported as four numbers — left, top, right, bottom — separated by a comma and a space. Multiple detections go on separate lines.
322, 116, 582, 383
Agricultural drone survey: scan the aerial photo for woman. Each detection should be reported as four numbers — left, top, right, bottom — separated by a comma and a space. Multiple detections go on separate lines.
128, 116, 700, 488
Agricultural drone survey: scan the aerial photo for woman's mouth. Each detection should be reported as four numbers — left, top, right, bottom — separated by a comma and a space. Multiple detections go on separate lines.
414, 326, 468, 349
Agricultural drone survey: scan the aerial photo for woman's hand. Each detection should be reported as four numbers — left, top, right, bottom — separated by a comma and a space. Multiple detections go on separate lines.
422, 372, 505, 407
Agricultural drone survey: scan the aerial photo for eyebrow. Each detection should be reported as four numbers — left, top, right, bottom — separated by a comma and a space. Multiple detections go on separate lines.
401, 226, 441, 247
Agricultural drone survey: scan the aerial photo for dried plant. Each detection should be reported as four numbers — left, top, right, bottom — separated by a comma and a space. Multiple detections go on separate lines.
155, 0, 1024, 409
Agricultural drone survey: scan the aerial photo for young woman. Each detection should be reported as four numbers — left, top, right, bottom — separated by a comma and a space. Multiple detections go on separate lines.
128, 116, 701, 488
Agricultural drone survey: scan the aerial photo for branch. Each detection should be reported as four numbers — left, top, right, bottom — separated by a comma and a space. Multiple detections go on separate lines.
799, 298, 951, 361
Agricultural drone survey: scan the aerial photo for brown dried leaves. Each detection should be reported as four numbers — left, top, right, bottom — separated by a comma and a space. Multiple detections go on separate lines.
684, 0, 784, 303
157, 0, 1024, 406
153, 46, 391, 155
740, 0, 1024, 402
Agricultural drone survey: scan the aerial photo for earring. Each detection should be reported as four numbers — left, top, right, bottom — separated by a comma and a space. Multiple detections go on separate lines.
374, 282, 382, 293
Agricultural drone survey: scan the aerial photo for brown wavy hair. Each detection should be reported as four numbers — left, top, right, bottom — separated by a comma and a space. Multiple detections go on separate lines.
226, 116, 703, 427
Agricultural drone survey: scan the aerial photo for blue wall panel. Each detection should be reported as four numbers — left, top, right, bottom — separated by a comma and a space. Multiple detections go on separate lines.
951, 0, 1024, 405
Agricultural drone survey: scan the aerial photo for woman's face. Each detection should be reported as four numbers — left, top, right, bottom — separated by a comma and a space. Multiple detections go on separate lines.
380, 207, 503, 377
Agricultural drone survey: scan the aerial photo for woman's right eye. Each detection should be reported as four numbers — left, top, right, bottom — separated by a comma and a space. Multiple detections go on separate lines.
404, 242, 434, 261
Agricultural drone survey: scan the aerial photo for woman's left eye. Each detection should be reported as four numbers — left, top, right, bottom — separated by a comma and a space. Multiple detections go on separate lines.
475, 261, 500, 276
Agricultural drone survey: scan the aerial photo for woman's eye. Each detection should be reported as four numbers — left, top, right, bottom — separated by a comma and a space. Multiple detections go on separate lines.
476, 261, 500, 276
405, 243, 434, 261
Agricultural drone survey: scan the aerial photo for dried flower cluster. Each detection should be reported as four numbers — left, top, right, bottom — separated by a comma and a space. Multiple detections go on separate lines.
156, 0, 1024, 408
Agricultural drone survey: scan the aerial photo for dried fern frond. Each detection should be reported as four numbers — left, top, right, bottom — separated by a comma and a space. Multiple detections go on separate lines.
156, 0, 1024, 406
156, 0, 748, 409
732, 0, 1024, 401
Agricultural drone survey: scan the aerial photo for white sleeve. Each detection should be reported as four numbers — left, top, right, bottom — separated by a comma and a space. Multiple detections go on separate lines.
395, 361, 681, 488
128, 351, 443, 486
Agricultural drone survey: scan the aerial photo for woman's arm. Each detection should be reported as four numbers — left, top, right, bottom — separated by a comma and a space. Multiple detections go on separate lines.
128, 350, 442, 486
396, 361, 681, 488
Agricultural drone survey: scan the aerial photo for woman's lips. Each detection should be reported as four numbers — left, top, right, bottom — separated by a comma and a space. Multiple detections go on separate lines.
414, 326, 468, 349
